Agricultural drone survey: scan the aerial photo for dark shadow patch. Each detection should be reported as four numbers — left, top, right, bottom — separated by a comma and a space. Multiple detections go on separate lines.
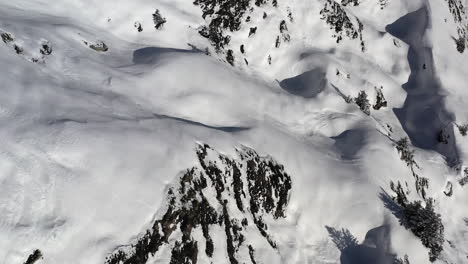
279, 68, 327, 98
386, 7, 459, 166
132, 47, 200, 64
331, 129, 366, 160
153, 114, 251, 133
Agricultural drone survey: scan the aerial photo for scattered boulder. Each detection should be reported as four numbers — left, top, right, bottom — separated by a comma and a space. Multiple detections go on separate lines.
86, 40, 108, 52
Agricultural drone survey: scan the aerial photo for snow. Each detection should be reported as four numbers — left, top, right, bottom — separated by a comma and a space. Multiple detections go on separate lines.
1, 0, 468, 263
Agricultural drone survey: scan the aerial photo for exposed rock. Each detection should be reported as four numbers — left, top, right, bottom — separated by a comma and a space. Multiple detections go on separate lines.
88, 41, 108, 52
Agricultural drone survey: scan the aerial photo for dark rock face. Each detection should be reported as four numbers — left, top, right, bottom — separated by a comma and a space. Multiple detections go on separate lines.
320, 0, 365, 51
106, 144, 292, 264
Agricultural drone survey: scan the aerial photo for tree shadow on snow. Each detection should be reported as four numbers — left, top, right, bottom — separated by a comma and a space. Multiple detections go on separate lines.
326, 225, 396, 264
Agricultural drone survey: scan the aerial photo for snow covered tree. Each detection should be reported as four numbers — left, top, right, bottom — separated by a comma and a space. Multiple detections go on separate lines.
457, 123, 468, 136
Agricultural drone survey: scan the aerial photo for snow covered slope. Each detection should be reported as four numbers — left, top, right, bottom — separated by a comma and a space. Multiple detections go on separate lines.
1, 0, 468, 263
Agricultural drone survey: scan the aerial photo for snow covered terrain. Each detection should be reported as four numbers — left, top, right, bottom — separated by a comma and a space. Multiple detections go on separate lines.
0, 0, 468, 263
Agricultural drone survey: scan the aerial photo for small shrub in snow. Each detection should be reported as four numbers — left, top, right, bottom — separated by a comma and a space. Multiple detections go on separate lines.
395, 138, 428, 199
455, 36, 465, 53
275, 36, 281, 48
437, 129, 449, 144
373, 87, 387, 110
40, 42, 52, 55
279, 20, 288, 33
354, 90, 370, 115
287, 7, 294, 22
226, 49, 234, 66
24, 249, 42, 264
393, 255, 410, 264
395, 138, 417, 168
152, 9, 167, 30
134, 22, 143, 32
248, 27, 257, 37
13, 44, 23, 54
459, 168, 468, 186
457, 124, 468, 136
342, 0, 359, 6
1, 32, 13, 43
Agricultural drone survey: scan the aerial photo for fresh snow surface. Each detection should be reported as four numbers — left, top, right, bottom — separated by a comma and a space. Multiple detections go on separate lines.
0, 0, 468, 263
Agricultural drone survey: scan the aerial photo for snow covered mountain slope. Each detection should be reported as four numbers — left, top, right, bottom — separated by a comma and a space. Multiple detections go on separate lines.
1, 0, 468, 263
